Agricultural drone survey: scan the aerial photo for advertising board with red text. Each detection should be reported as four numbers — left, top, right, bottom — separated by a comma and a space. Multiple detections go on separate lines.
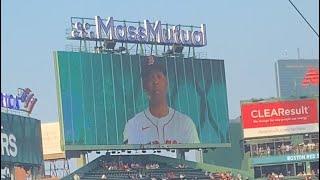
241, 98, 319, 138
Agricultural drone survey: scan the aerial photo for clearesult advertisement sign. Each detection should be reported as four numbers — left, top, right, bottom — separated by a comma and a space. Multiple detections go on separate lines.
54, 51, 230, 150
241, 98, 319, 138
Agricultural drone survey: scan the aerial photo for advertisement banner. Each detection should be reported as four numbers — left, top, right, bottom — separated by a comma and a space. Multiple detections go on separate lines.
54, 51, 230, 150
241, 99, 319, 138
1, 112, 43, 166
252, 153, 319, 165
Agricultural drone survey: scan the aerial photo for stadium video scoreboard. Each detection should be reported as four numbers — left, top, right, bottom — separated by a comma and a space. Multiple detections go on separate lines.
54, 52, 231, 150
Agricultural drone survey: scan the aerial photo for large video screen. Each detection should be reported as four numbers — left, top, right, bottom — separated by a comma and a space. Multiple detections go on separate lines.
54, 52, 230, 150
241, 98, 319, 138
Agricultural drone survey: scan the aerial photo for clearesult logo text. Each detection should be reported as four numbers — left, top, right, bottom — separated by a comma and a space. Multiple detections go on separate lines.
251, 106, 309, 118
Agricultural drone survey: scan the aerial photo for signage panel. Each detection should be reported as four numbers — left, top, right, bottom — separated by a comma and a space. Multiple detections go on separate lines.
68, 16, 207, 47
1, 112, 43, 166
1, 88, 37, 114
241, 99, 319, 138
252, 153, 319, 165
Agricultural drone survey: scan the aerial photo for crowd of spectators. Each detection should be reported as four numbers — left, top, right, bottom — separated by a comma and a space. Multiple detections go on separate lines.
253, 142, 319, 157
176, 163, 189, 169
204, 171, 249, 180
263, 169, 319, 180
96, 158, 317, 180
96, 159, 252, 180
99, 159, 160, 172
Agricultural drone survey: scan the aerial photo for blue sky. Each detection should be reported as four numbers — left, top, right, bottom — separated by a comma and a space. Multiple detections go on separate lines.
1, 1, 318, 122
1, 0, 319, 174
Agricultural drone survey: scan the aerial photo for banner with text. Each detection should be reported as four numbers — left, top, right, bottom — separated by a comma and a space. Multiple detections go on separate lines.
252, 153, 319, 165
241, 99, 319, 138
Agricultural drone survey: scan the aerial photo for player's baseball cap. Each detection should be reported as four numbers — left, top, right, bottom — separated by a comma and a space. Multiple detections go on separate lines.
141, 55, 166, 79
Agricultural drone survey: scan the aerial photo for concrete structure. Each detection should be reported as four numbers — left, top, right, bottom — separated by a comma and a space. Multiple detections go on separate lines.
275, 59, 319, 98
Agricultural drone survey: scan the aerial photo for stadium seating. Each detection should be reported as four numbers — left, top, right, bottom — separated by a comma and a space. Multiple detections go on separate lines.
82, 155, 210, 179
61, 154, 254, 180
65, 154, 218, 180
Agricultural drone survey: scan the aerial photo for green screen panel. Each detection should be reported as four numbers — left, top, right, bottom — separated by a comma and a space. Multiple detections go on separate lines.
54, 51, 230, 150
1, 113, 43, 166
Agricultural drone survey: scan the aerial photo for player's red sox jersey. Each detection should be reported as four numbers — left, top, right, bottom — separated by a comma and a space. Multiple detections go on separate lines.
123, 107, 200, 144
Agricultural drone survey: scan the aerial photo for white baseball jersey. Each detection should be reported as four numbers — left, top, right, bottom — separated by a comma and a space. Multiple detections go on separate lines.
123, 107, 200, 144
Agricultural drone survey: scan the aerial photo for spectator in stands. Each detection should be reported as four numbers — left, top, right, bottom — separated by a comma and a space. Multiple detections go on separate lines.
255, 147, 259, 156
267, 146, 271, 156
294, 145, 300, 154
123, 55, 200, 145
131, 163, 136, 169
266, 174, 272, 179
179, 174, 186, 179
271, 172, 277, 178
307, 142, 315, 152
285, 144, 290, 154
160, 174, 168, 180
135, 163, 140, 169
73, 174, 80, 180
101, 174, 108, 179
226, 172, 232, 179
305, 176, 312, 180
177, 163, 187, 168
168, 171, 175, 179
278, 173, 284, 179
302, 144, 307, 154
281, 143, 286, 155
277, 146, 281, 155
205, 171, 209, 176
209, 172, 216, 180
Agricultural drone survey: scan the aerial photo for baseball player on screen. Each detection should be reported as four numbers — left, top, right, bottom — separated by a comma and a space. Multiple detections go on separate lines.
123, 55, 200, 145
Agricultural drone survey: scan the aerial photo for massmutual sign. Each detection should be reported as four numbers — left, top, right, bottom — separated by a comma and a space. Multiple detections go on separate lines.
70, 16, 207, 47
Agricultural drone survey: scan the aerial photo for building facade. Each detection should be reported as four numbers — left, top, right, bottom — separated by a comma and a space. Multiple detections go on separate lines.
242, 97, 319, 179
244, 133, 319, 178
275, 59, 319, 98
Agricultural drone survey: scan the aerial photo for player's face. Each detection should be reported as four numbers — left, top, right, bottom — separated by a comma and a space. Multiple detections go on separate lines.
144, 71, 167, 101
